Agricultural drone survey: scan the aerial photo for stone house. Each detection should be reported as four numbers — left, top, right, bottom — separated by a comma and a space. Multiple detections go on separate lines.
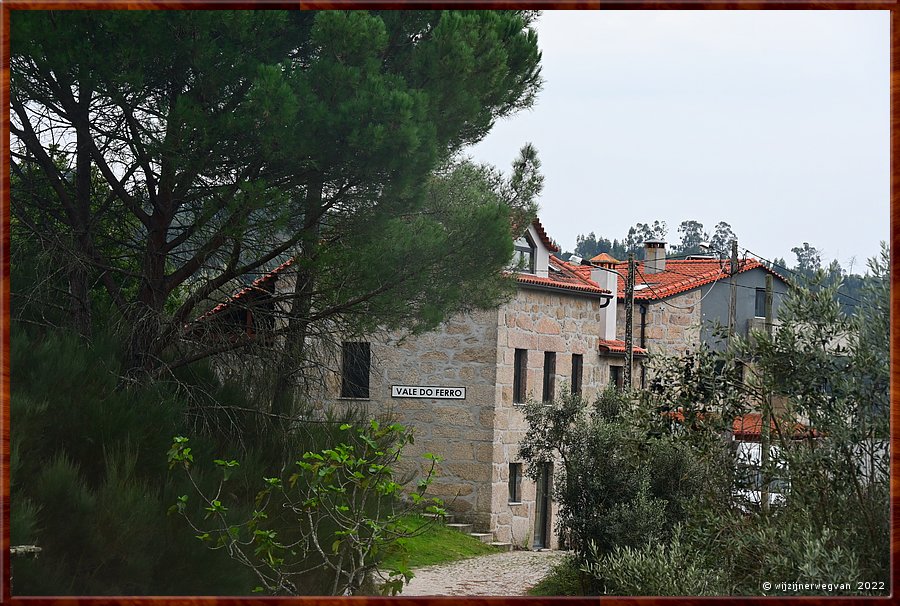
194, 219, 645, 550
591, 239, 789, 388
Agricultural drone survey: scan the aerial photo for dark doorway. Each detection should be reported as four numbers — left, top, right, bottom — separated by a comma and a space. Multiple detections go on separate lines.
533, 462, 553, 549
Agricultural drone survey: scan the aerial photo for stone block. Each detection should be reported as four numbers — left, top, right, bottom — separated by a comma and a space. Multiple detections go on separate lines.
455, 347, 497, 364
535, 317, 561, 335
435, 406, 474, 427
446, 462, 491, 482
474, 442, 494, 463
429, 481, 474, 498
514, 314, 534, 330
437, 440, 475, 462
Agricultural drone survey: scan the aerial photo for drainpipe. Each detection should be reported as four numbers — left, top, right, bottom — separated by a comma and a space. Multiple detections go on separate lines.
640, 304, 647, 388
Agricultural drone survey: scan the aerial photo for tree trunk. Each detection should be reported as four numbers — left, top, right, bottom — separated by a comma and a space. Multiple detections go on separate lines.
69, 73, 94, 339
123, 197, 172, 380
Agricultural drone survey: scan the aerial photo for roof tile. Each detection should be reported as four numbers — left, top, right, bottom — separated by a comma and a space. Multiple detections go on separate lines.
613, 258, 786, 300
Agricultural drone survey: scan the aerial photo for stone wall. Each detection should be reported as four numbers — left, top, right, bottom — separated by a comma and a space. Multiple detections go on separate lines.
321, 310, 500, 529
617, 289, 702, 360
491, 286, 611, 548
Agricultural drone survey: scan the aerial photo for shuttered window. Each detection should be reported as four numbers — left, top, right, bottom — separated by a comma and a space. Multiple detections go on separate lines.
341, 342, 370, 398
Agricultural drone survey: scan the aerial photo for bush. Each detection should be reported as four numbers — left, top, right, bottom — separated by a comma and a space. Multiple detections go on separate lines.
583, 527, 731, 596
519, 388, 721, 557
528, 554, 589, 596
9, 323, 377, 595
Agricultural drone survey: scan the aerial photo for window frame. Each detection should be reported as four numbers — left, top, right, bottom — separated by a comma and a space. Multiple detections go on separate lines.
508, 462, 523, 503
755, 288, 767, 318
513, 233, 537, 274
571, 353, 583, 397
543, 351, 556, 403
610, 365, 624, 391
513, 349, 528, 404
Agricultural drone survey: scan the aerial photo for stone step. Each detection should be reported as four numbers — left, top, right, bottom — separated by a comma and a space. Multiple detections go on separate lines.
469, 532, 494, 544
446, 523, 474, 534
422, 512, 453, 523
490, 542, 513, 552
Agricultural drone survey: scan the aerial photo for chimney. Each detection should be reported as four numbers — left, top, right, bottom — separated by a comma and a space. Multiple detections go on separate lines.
643, 239, 667, 274
589, 262, 618, 340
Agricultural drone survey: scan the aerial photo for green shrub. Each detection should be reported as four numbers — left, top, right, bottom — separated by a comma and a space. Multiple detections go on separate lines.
583, 527, 731, 596
527, 555, 589, 596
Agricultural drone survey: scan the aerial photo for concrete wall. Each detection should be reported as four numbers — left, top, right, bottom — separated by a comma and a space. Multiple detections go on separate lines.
699, 268, 788, 351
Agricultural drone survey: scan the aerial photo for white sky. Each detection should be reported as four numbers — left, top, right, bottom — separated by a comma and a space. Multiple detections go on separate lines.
466, 10, 889, 272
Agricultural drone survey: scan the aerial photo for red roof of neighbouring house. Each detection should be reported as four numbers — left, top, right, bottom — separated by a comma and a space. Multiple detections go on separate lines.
516, 255, 611, 296
590, 252, 620, 264
193, 257, 294, 324
732, 413, 818, 441
613, 258, 787, 301
598, 338, 647, 356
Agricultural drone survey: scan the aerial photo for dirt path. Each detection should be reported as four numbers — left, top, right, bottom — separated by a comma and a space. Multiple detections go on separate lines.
400, 550, 567, 596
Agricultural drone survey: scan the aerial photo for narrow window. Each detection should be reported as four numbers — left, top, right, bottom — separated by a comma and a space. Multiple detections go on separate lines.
543, 352, 556, 402
509, 463, 522, 503
513, 349, 528, 404
610, 365, 624, 391
341, 342, 370, 398
571, 354, 583, 397
755, 288, 766, 318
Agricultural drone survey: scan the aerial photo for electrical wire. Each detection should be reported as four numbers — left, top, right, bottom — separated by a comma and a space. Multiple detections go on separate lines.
741, 247, 864, 305
634, 264, 728, 310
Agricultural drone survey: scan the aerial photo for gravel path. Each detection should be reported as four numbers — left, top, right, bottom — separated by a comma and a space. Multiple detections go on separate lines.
401, 550, 567, 596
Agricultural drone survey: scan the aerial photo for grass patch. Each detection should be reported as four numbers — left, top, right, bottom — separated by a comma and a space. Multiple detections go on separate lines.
382, 515, 498, 570
527, 554, 589, 596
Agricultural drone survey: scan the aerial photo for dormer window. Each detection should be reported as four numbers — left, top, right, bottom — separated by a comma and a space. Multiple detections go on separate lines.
513, 234, 537, 274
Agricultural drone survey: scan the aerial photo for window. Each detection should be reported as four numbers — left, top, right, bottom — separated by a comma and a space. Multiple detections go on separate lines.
513, 349, 527, 404
571, 354, 583, 397
508, 463, 522, 503
610, 365, 624, 391
543, 352, 556, 402
755, 288, 767, 318
513, 234, 536, 274
341, 342, 370, 398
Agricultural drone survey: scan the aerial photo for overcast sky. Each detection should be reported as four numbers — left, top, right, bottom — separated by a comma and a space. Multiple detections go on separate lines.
466, 10, 889, 273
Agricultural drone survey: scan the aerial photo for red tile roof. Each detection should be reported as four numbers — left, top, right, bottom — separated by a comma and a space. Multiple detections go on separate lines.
598, 338, 647, 355
613, 258, 786, 301
590, 252, 620, 264
531, 218, 560, 253
194, 258, 294, 323
732, 413, 818, 441
516, 255, 611, 296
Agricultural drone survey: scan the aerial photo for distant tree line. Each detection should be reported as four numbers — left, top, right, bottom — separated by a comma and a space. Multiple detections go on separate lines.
566, 220, 869, 315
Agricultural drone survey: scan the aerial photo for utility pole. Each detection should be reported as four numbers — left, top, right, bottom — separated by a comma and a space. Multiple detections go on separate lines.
727, 239, 739, 344
761, 273, 774, 514
624, 253, 635, 389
